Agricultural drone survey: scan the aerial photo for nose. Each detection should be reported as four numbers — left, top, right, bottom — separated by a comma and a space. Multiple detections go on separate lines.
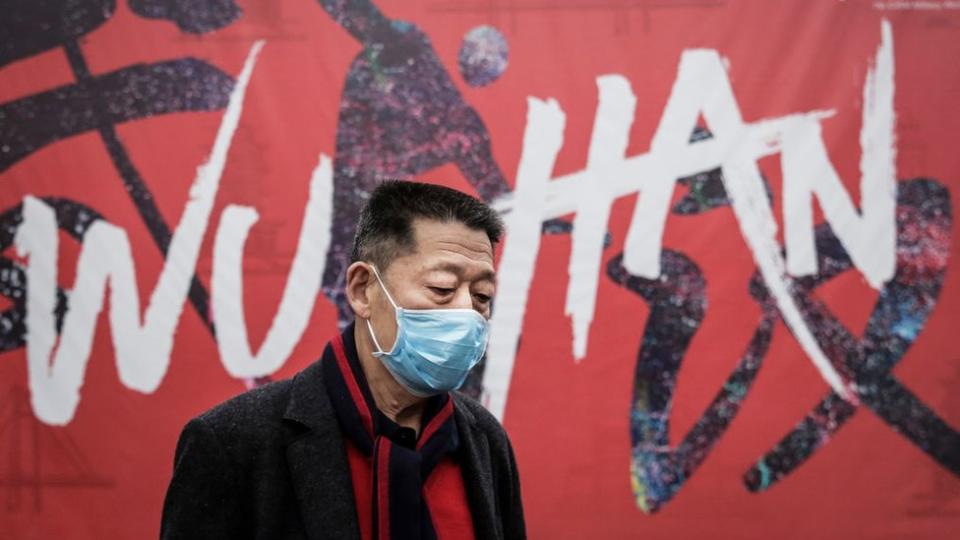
452, 286, 474, 310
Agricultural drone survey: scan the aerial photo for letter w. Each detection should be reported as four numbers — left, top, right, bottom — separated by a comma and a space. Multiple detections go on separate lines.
14, 41, 264, 425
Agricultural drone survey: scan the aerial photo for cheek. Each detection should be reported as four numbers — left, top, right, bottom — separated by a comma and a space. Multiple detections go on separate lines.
372, 293, 395, 323
474, 301, 492, 317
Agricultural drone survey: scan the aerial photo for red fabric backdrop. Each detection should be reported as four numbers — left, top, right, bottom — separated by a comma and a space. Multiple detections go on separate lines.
1, 0, 959, 538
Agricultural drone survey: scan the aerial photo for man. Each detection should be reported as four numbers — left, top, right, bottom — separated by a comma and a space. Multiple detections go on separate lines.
160, 181, 525, 539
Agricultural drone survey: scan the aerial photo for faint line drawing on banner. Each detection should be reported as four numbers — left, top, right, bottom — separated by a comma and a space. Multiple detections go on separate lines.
427, 0, 726, 35
0, 386, 113, 511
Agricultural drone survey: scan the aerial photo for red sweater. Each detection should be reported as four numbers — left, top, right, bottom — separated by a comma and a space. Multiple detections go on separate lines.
346, 440, 476, 540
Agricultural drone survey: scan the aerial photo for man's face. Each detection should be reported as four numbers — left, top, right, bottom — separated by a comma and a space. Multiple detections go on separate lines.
367, 218, 496, 352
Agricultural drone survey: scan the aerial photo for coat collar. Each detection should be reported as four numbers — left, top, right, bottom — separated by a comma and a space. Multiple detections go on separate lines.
283, 358, 361, 540
282, 331, 501, 540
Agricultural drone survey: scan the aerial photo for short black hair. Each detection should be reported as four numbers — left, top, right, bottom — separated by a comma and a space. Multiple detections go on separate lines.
351, 181, 504, 270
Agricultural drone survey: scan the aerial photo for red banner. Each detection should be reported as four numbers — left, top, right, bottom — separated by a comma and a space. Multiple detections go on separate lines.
1, 0, 959, 538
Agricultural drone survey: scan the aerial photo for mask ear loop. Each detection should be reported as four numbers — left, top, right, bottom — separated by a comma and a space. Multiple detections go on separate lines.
366, 263, 401, 355
366, 319, 387, 355
368, 264, 401, 312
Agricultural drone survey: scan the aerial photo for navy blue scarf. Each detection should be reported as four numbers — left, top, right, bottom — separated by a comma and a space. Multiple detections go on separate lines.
322, 324, 460, 540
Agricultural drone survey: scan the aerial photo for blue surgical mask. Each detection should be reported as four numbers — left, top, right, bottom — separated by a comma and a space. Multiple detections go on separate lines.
365, 264, 490, 396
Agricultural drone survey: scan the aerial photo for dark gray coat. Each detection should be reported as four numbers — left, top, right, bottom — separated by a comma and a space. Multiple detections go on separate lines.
159, 359, 526, 539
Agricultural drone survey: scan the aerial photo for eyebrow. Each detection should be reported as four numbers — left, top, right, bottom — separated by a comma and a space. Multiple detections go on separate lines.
428, 262, 496, 283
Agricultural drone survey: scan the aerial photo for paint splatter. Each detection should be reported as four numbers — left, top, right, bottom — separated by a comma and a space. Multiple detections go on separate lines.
458, 25, 509, 87
620, 176, 957, 512
0, 199, 105, 351
743, 178, 958, 491
315, 1, 511, 326
609, 247, 777, 513
128, 0, 241, 34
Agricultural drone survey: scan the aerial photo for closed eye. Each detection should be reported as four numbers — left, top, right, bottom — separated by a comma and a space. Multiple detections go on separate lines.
429, 286, 455, 295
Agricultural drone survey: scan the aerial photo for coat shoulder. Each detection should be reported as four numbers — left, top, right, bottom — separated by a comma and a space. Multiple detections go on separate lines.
186, 372, 313, 457
195, 377, 294, 430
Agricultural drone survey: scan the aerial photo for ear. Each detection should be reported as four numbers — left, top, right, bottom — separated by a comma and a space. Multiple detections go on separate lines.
346, 261, 374, 320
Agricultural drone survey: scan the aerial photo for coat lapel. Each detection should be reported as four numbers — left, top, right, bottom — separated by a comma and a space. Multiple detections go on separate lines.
453, 395, 501, 540
284, 360, 361, 540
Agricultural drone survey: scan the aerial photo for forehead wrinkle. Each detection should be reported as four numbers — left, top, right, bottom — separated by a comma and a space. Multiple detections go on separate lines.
435, 246, 494, 268
432, 238, 492, 258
